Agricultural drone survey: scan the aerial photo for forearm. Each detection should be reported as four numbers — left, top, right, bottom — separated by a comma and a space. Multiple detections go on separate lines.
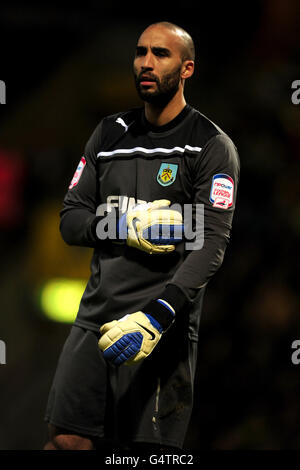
170, 230, 229, 298
60, 207, 98, 248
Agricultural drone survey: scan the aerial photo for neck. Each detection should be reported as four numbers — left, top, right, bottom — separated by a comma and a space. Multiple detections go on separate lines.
144, 90, 186, 127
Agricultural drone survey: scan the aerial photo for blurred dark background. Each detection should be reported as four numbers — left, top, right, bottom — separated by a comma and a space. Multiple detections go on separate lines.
0, 0, 299, 450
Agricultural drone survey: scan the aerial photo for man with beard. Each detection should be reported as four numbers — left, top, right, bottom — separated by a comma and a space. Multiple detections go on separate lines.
44, 22, 239, 452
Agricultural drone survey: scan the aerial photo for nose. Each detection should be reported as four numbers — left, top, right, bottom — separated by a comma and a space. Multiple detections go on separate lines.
141, 51, 154, 70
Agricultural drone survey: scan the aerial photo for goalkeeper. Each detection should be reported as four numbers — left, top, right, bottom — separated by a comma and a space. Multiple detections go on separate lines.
44, 21, 239, 452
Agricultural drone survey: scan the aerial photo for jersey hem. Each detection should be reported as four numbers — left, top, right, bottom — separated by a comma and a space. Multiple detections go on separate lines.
44, 415, 105, 439
73, 319, 101, 334
44, 415, 184, 449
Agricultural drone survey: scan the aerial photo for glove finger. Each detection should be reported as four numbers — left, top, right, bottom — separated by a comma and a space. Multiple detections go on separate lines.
149, 199, 171, 210
113, 344, 140, 365
149, 209, 183, 224
99, 320, 118, 335
101, 332, 143, 364
101, 334, 130, 360
124, 350, 147, 366
143, 222, 184, 244
99, 322, 130, 350
142, 239, 175, 254
167, 210, 183, 224
151, 245, 175, 253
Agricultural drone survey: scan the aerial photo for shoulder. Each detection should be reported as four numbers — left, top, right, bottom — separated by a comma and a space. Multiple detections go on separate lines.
190, 107, 237, 150
85, 107, 143, 153
188, 107, 240, 176
102, 107, 143, 130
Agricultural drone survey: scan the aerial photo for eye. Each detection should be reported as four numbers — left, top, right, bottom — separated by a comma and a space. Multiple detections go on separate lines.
135, 46, 147, 57
152, 48, 170, 57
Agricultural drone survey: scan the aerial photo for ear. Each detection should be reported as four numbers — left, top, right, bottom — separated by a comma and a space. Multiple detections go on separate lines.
181, 60, 194, 80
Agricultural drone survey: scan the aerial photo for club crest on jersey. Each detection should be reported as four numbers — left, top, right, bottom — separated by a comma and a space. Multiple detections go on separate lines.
157, 163, 178, 187
69, 156, 86, 189
209, 173, 234, 209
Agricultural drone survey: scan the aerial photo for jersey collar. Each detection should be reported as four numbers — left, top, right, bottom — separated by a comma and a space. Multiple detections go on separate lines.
141, 104, 191, 134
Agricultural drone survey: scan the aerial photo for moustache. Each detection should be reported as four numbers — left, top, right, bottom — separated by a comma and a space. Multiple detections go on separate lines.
137, 72, 158, 83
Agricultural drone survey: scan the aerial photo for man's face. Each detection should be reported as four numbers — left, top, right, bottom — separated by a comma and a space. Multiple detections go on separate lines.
133, 26, 184, 105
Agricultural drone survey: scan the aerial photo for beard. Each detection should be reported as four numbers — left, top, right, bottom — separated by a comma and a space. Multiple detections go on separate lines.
134, 65, 182, 106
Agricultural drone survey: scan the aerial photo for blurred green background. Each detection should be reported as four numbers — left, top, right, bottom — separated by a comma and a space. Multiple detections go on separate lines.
0, 1, 299, 450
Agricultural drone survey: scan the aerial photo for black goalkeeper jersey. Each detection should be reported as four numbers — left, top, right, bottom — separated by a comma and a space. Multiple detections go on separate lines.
60, 104, 240, 339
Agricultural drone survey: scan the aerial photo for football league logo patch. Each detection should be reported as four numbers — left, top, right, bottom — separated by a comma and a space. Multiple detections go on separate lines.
69, 156, 86, 189
209, 173, 234, 209
157, 163, 178, 187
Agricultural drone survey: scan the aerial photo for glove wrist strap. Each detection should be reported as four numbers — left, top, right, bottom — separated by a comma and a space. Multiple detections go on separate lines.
143, 283, 191, 332
142, 298, 175, 332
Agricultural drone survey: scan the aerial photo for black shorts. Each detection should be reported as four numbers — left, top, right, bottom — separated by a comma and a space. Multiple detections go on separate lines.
45, 318, 198, 450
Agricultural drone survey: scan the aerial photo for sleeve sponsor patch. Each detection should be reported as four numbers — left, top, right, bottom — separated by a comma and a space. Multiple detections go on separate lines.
69, 156, 86, 189
209, 173, 234, 209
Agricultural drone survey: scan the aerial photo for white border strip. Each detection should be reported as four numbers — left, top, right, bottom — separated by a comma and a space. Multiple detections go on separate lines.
97, 145, 202, 158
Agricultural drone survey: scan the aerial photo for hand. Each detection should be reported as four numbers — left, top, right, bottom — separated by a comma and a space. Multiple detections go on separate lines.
98, 311, 163, 366
118, 199, 183, 254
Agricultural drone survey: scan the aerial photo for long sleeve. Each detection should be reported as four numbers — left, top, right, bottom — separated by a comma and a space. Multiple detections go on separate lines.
59, 121, 103, 247
158, 133, 240, 311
